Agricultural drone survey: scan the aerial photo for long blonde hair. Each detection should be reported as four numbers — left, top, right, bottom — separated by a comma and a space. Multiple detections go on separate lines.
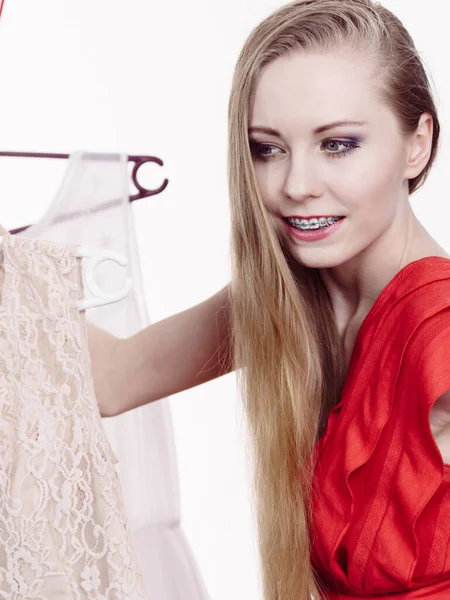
227, 1, 440, 599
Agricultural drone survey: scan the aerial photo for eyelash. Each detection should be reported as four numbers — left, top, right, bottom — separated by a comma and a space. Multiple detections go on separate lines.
249, 139, 360, 161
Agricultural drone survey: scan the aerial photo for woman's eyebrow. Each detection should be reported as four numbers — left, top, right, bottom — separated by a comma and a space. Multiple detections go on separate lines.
248, 120, 367, 137
313, 120, 367, 134
248, 126, 280, 137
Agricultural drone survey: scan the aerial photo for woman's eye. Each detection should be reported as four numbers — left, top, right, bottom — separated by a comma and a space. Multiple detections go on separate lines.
249, 142, 282, 160
321, 139, 360, 159
249, 139, 360, 161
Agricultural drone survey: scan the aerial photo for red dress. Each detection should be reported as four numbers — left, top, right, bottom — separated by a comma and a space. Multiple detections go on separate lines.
311, 257, 450, 599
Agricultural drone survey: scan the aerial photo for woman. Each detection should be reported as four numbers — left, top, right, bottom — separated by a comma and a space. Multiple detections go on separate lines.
90, 0, 450, 598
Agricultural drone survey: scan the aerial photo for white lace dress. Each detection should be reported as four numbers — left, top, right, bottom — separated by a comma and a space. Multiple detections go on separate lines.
0, 224, 147, 599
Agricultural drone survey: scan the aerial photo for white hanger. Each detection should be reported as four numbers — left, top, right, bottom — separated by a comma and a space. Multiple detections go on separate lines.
0, 235, 133, 310
75, 246, 133, 310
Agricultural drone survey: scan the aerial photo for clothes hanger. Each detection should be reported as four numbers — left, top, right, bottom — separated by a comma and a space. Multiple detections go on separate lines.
0, 236, 133, 310
74, 246, 133, 311
0, 152, 169, 234
0, 152, 169, 310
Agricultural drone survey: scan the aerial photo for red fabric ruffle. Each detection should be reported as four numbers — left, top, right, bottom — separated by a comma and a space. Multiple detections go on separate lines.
311, 257, 450, 598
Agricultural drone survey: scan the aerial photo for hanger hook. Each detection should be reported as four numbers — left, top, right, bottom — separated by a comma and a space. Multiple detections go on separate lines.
130, 156, 169, 200
75, 247, 133, 311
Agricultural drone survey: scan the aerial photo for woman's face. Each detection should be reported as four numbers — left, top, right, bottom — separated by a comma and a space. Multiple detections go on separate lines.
248, 49, 416, 270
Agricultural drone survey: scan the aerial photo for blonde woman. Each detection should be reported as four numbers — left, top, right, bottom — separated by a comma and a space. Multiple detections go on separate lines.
90, 1, 450, 598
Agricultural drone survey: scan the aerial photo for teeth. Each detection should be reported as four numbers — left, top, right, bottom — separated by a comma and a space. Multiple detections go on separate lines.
287, 216, 341, 231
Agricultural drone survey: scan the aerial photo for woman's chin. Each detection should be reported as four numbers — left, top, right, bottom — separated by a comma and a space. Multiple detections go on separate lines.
287, 247, 348, 271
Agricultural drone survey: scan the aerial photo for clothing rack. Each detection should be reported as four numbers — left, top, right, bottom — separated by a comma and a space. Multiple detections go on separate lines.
0, 152, 169, 234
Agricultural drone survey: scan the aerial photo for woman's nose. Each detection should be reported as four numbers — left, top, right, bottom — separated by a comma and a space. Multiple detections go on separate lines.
283, 154, 323, 202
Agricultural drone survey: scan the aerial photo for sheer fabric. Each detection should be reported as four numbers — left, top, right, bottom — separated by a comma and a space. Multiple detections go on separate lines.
21, 151, 209, 600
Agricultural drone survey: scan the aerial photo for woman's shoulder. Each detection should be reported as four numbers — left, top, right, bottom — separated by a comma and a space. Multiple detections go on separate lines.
396, 257, 450, 409
346, 256, 450, 387
382, 255, 450, 328
354, 256, 450, 354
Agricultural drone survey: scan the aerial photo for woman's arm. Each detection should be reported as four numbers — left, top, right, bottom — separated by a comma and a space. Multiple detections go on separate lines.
89, 284, 233, 417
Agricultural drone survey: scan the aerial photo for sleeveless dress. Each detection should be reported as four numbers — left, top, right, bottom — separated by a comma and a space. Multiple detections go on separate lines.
20, 151, 210, 600
0, 224, 147, 598
311, 256, 450, 599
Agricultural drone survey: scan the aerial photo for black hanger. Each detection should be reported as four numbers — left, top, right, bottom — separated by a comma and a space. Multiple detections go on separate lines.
0, 152, 169, 234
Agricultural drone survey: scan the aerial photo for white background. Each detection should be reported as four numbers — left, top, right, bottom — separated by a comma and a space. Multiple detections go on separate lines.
0, 1, 448, 599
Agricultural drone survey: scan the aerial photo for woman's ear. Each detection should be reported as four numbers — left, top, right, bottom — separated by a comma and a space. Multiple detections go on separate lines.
403, 113, 434, 180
